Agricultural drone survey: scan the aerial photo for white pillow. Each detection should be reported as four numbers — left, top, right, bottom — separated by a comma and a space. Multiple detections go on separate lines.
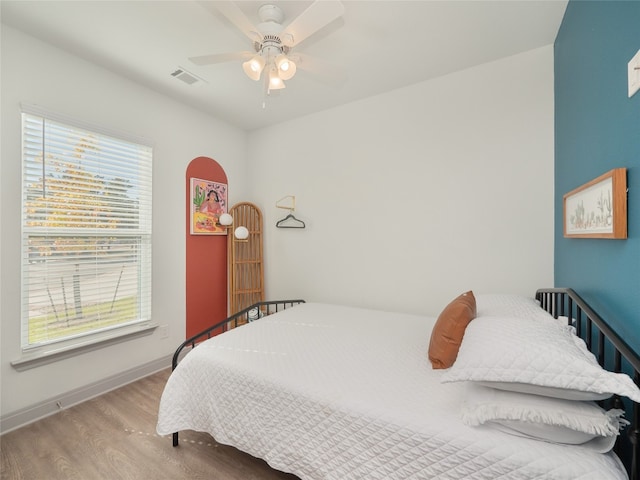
461, 384, 627, 453
475, 294, 551, 320
479, 324, 614, 400
441, 315, 640, 402
478, 381, 611, 401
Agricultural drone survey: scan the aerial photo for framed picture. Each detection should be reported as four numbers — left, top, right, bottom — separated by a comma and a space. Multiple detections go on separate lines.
563, 168, 627, 239
190, 177, 228, 235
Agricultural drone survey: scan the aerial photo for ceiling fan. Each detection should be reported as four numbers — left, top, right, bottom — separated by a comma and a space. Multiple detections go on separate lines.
190, 1, 345, 96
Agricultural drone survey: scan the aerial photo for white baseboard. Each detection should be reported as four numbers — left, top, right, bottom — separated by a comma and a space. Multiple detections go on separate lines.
0, 355, 172, 435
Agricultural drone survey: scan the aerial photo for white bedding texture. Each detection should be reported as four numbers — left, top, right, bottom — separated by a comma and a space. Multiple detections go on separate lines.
157, 300, 634, 479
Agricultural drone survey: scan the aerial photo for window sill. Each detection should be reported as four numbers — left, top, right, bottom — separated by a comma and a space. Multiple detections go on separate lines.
11, 323, 158, 371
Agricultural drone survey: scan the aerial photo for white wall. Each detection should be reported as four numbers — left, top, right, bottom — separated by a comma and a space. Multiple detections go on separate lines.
1, 23, 555, 430
248, 46, 555, 316
0, 25, 247, 428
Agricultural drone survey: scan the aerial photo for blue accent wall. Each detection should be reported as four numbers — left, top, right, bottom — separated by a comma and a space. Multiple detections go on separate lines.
555, 1, 640, 351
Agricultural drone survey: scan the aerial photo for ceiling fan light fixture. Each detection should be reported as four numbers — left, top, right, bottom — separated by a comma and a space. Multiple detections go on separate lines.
242, 55, 265, 81
268, 69, 286, 90
275, 54, 296, 80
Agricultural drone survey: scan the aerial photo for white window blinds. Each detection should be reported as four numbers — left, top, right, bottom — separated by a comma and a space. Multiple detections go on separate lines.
21, 108, 152, 350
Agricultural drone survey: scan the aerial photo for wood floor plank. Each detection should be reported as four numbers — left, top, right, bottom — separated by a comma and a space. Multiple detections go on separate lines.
1, 368, 300, 480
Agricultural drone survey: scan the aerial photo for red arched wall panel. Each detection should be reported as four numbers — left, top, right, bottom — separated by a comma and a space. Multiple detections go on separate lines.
185, 157, 228, 339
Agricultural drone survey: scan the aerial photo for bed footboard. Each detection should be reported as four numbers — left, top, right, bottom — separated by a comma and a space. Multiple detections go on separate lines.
170, 299, 305, 447
536, 288, 640, 480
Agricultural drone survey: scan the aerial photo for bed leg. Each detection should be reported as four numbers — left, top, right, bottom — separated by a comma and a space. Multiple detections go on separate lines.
632, 375, 640, 480
173, 432, 179, 447
630, 426, 638, 480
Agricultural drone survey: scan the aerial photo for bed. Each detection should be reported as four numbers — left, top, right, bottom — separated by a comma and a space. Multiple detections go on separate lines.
157, 289, 640, 479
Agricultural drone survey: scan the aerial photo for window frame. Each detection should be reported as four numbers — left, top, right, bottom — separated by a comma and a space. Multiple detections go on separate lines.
14, 105, 154, 370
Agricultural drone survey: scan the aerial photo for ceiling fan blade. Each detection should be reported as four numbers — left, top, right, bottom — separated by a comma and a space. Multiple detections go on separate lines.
189, 51, 253, 66
293, 53, 347, 87
207, 1, 262, 43
283, 0, 344, 47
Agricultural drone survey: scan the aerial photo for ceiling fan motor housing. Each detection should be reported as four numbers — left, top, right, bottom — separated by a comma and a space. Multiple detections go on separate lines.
257, 35, 290, 57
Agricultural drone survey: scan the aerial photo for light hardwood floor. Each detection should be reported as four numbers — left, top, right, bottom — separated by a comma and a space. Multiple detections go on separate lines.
1, 368, 300, 480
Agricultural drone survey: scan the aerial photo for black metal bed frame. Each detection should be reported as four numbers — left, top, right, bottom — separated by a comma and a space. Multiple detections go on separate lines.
170, 299, 305, 447
536, 288, 639, 480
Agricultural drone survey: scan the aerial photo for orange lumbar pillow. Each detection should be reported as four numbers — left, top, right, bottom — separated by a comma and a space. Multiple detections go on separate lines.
428, 290, 477, 369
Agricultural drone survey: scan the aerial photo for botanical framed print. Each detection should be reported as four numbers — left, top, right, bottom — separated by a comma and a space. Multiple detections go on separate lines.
563, 168, 627, 239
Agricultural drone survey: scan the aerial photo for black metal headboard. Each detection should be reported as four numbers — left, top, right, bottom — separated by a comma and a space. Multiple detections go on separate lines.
536, 288, 639, 480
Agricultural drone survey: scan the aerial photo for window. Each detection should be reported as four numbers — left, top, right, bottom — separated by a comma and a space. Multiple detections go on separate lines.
20, 106, 152, 359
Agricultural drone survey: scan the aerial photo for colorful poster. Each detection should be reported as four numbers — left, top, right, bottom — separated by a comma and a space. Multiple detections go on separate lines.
190, 177, 228, 235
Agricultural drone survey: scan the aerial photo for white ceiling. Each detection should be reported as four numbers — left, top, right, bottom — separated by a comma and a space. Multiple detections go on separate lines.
1, 0, 567, 131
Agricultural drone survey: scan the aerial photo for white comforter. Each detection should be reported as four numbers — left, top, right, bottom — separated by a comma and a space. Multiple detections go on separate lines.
156, 303, 628, 479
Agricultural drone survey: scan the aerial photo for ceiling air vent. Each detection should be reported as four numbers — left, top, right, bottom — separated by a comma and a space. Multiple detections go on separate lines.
171, 67, 206, 87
